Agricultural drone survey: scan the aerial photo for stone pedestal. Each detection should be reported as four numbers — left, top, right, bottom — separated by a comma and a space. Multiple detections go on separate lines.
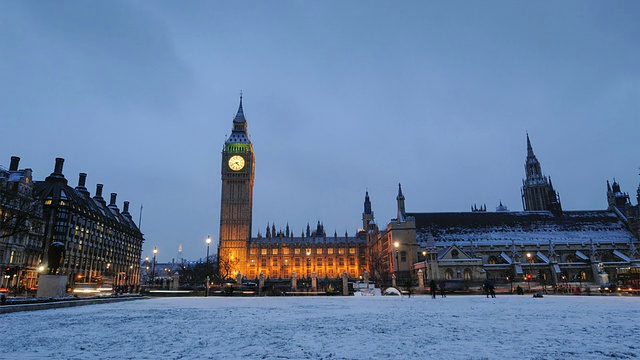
171, 274, 180, 290
418, 269, 424, 289
291, 271, 297, 291
311, 272, 317, 292
259, 272, 265, 296
37, 275, 67, 298
364, 270, 369, 288
342, 271, 349, 296
392, 274, 397, 289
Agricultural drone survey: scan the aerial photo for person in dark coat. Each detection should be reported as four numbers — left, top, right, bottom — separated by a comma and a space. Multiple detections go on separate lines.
429, 279, 437, 299
488, 281, 496, 298
439, 281, 446, 298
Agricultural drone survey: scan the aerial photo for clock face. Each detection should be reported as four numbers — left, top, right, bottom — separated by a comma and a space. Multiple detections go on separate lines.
228, 155, 245, 171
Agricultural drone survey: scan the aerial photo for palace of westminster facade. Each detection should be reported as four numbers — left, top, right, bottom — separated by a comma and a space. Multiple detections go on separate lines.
219, 98, 640, 286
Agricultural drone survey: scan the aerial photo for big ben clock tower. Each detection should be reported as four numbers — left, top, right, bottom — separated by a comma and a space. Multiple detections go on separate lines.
218, 95, 254, 278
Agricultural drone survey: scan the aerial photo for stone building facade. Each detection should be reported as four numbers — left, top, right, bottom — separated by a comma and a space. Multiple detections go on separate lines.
33, 158, 145, 287
0, 156, 45, 289
366, 135, 640, 289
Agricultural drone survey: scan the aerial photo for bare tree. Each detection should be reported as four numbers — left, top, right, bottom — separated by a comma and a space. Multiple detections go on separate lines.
0, 181, 42, 240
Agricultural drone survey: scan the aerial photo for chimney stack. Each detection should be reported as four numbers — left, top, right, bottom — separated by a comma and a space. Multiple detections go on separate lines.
109, 193, 117, 206
94, 184, 104, 200
123, 201, 130, 214
78, 173, 87, 187
45, 157, 68, 184
9, 156, 20, 171
54, 158, 64, 174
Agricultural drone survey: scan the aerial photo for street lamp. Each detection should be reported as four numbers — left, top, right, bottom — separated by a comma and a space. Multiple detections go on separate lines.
206, 235, 212, 274
526, 252, 532, 292
422, 250, 428, 289
152, 247, 158, 286
306, 249, 311, 278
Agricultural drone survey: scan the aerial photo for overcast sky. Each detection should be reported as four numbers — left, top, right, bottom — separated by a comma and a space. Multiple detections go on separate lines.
1, 1, 638, 262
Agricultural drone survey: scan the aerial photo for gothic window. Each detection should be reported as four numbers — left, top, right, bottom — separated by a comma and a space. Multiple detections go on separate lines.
295, 258, 301, 266
488, 256, 497, 265
328, 258, 334, 266
339, 258, 345, 266
451, 249, 459, 259
566, 255, 573, 263
464, 268, 472, 280
445, 269, 454, 280
261, 258, 267, 267
400, 251, 407, 262
349, 257, 355, 266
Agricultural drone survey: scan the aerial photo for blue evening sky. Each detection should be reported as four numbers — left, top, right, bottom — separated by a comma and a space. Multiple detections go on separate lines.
1, 1, 638, 261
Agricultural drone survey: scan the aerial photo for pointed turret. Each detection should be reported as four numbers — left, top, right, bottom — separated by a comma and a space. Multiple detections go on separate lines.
362, 191, 375, 231
526, 132, 534, 157
521, 133, 559, 211
396, 183, 406, 222
233, 94, 246, 123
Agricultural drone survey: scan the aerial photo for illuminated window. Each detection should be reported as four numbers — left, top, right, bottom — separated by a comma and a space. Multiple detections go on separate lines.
250, 249, 256, 255
349, 257, 355, 266
283, 248, 290, 255
317, 258, 322, 266
272, 258, 278, 266
328, 258, 334, 266
261, 259, 267, 267
272, 249, 278, 255
464, 268, 472, 280
328, 249, 334, 255
295, 258, 301, 266
339, 257, 344, 266
338, 248, 345, 255
294, 248, 301, 255
261, 249, 267, 255
316, 248, 323, 255
45, 200, 52, 205
488, 256, 497, 265
445, 269, 454, 280
349, 248, 355, 254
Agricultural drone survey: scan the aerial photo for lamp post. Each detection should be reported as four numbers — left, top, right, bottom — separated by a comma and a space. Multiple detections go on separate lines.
152, 247, 158, 287
394, 241, 400, 280
206, 235, 212, 276
306, 249, 311, 279
422, 250, 428, 288
526, 252, 532, 292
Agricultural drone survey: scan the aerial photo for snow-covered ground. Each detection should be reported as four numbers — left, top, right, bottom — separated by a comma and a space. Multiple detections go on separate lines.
3, 295, 639, 359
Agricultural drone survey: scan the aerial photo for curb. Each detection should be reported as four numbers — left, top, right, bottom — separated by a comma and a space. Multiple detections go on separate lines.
0, 296, 147, 314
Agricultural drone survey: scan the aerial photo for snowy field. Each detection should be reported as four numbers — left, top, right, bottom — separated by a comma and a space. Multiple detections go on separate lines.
2, 295, 639, 359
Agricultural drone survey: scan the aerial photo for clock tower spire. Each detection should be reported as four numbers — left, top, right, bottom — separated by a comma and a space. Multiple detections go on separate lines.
218, 95, 255, 278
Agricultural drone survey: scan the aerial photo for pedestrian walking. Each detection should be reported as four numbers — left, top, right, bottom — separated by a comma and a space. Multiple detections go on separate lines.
429, 279, 437, 299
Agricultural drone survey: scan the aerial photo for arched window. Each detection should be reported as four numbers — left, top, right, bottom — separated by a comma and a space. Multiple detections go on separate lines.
464, 268, 472, 280
451, 249, 459, 259
488, 256, 497, 265
445, 268, 454, 280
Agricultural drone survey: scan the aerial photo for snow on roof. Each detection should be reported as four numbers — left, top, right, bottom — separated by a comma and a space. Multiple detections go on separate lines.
410, 210, 634, 246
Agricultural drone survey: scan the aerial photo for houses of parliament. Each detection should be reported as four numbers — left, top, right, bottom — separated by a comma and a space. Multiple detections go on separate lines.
218, 98, 640, 286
